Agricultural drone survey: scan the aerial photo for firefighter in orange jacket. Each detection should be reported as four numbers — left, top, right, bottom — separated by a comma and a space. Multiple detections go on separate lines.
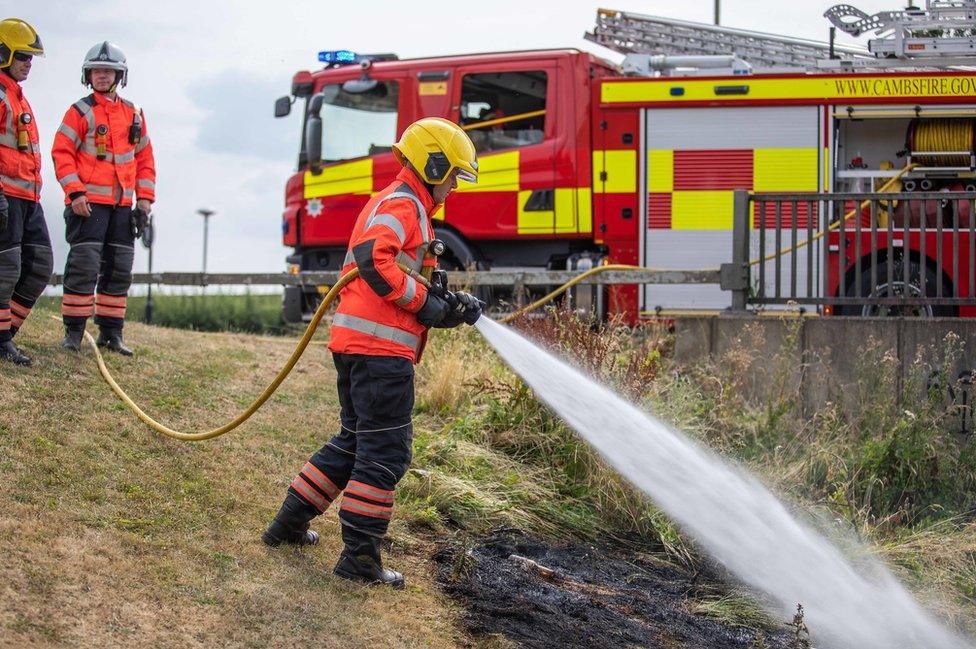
0, 19, 52, 367
52, 41, 156, 356
263, 118, 482, 588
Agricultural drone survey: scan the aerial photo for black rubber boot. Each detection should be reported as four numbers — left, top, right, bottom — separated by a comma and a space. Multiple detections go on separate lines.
97, 327, 133, 357
333, 525, 404, 589
61, 327, 84, 352
0, 339, 31, 366
262, 493, 320, 547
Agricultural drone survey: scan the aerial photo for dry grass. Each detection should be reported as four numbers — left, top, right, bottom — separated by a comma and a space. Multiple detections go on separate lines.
7, 303, 975, 645
0, 313, 474, 648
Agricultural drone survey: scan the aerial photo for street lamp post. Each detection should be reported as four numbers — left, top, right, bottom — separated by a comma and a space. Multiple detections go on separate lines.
197, 208, 215, 275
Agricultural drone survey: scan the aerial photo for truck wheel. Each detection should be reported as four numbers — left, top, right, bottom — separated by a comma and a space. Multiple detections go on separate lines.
282, 286, 303, 323
433, 228, 492, 304
840, 259, 957, 317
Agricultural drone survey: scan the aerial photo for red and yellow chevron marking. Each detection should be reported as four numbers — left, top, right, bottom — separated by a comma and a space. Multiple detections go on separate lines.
646, 147, 818, 230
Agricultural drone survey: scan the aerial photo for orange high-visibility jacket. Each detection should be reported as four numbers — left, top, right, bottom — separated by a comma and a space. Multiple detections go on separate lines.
51, 92, 155, 206
328, 168, 438, 363
0, 73, 41, 202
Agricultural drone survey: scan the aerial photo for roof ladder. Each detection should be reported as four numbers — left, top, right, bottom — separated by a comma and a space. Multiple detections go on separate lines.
584, 8, 871, 74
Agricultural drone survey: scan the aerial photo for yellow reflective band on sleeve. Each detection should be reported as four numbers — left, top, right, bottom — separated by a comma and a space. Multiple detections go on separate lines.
647, 149, 673, 193
671, 191, 734, 230
455, 151, 519, 193
593, 150, 636, 194
753, 148, 818, 192
601, 74, 976, 104
304, 158, 373, 198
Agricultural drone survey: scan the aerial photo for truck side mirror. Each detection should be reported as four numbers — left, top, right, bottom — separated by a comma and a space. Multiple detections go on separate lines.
274, 95, 292, 118
306, 93, 325, 175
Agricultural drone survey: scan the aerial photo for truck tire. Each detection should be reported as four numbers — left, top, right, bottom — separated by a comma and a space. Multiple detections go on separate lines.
838, 258, 957, 317
282, 286, 303, 324
433, 228, 492, 304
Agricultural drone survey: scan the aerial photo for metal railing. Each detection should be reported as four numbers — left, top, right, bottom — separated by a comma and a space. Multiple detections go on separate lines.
49, 269, 720, 290
723, 189, 976, 314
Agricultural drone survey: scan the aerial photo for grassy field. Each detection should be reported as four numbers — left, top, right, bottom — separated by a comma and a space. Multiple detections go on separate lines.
3, 305, 975, 646
37, 292, 291, 336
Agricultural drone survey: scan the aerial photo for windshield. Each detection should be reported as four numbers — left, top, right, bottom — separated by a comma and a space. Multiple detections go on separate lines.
317, 80, 400, 163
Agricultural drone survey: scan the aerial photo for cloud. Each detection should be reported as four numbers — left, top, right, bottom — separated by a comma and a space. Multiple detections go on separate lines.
187, 69, 299, 162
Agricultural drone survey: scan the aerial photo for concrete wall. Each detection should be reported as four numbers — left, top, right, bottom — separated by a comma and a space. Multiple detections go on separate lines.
673, 316, 976, 421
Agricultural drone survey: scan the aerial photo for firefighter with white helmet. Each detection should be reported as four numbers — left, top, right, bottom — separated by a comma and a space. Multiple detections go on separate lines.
52, 41, 156, 356
0, 18, 53, 366
263, 117, 482, 588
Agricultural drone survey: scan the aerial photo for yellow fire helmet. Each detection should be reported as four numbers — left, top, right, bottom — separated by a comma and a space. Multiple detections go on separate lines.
0, 18, 44, 68
393, 117, 478, 185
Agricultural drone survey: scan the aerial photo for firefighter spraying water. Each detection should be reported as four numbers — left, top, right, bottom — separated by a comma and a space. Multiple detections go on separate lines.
263, 117, 483, 588
48, 2, 976, 644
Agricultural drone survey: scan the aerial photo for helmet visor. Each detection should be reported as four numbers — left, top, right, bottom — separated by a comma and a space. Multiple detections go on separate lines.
456, 168, 477, 184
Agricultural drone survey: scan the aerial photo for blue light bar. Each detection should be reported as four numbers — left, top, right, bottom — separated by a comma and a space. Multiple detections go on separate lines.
318, 50, 359, 65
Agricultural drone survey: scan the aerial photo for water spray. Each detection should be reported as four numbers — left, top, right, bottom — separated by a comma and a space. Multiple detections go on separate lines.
474, 317, 970, 649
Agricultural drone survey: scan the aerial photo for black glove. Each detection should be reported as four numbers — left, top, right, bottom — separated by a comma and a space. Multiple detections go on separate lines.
454, 291, 484, 325
130, 207, 150, 239
435, 291, 484, 328
438, 291, 467, 328
416, 292, 452, 327
0, 191, 8, 234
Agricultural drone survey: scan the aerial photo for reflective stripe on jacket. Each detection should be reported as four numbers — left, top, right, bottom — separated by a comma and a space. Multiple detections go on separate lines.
0, 73, 41, 201
51, 92, 156, 206
328, 167, 439, 363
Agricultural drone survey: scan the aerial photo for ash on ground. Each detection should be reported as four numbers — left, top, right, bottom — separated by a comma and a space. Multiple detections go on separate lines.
435, 528, 798, 649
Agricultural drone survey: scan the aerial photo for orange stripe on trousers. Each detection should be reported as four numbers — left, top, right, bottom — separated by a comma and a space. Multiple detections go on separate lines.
345, 480, 395, 504
340, 496, 392, 520
290, 477, 330, 513
301, 462, 340, 499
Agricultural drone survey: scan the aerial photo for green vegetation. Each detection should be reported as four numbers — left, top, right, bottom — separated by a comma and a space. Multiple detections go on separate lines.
37, 292, 292, 335
4, 304, 974, 645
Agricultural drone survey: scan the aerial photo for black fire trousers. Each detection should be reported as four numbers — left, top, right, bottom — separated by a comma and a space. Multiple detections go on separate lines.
62, 203, 135, 331
286, 352, 414, 538
0, 196, 53, 343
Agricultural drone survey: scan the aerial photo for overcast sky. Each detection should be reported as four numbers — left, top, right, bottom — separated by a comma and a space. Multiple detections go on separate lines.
20, 0, 897, 276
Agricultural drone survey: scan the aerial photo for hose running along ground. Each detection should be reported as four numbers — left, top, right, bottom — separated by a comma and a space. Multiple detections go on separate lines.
62, 269, 359, 441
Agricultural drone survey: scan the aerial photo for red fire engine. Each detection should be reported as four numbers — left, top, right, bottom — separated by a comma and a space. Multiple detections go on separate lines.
275, 2, 976, 321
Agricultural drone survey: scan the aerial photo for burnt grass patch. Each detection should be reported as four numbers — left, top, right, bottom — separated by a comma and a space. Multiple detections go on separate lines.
435, 529, 796, 649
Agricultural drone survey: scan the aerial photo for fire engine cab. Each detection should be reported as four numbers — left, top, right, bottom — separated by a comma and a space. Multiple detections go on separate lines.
275, 1, 976, 321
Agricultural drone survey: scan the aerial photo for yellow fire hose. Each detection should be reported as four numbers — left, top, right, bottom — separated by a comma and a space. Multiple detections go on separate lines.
75, 164, 917, 440
68, 268, 359, 441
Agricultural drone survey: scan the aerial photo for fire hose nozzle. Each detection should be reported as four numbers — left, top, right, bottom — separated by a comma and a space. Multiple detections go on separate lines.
429, 238, 446, 257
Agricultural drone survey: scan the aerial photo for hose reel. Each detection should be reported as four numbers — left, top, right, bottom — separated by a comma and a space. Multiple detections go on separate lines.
906, 118, 976, 169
